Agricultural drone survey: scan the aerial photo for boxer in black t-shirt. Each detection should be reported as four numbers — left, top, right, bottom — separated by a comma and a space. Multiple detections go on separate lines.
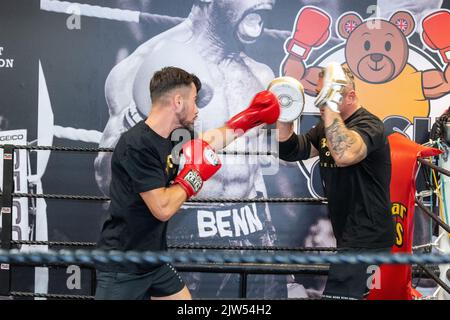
277, 63, 395, 300
95, 66, 280, 300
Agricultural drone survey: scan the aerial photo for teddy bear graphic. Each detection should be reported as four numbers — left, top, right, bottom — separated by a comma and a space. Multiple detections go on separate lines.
282, 7, 450, 123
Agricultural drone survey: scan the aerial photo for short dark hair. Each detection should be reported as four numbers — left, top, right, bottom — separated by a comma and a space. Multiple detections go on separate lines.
149, 67, 202, 102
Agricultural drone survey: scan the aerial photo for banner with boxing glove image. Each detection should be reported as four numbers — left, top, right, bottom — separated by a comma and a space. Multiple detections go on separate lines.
279, 4, 450, 299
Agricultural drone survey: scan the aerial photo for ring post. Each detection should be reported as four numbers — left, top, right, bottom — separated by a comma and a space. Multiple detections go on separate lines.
0, 145, 14, 296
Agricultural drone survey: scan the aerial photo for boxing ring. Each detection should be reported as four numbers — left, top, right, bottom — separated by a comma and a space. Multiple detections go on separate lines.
1, 0, 449, 300
1, 142, 450, 300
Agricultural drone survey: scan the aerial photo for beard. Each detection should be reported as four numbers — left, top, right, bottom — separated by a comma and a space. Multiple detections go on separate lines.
179, 113, 195, 132
178, 102, 197, 132
181, 119, 195, 131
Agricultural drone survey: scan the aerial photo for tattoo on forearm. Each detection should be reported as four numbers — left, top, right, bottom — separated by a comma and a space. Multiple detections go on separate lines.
324, 118, 356, 159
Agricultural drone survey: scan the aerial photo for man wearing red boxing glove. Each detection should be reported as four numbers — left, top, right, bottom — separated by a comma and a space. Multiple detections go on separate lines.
95, 67, 279, 300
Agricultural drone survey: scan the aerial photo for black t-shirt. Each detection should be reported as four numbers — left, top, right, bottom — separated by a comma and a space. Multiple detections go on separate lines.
280, 108, 395, 248
97, 121, 179, 272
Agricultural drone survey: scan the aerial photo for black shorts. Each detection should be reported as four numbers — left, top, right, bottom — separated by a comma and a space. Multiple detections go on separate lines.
322, 247, 391, 300
95, 263, 185, 300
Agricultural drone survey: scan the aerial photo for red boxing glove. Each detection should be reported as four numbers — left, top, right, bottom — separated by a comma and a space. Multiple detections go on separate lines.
226, 90, 280, 135
422, 10, 450, 63
174, 139, 221, 199
286, 7, 331, 60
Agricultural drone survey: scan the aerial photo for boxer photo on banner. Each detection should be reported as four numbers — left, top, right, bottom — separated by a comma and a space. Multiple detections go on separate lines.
0, 0, 449, 299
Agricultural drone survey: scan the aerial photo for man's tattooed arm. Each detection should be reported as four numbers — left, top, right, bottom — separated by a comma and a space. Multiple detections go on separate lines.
324, 112, 367, 167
